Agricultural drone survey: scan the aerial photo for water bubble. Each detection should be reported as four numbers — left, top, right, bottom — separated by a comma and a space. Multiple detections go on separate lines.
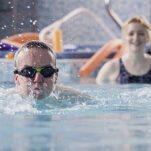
11, 6, 14, 9
30, 19, 33, 23
33, 20, 37, 25
24, 47, 29, 52
20, 22, 24, 26
37, 28, 40, 32
8, 1, 11, 4
27, 6, 30, 9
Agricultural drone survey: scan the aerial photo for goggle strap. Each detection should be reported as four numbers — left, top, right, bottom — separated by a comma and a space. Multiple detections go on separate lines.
14, 70, 19, 74
55, 68, 59, 72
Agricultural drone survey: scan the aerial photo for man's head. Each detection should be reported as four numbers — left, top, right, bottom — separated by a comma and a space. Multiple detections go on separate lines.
14, 40, 58, 100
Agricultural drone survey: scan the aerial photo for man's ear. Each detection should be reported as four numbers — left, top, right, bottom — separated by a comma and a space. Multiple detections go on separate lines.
54, 73, 58, 84
14, 74, 20, 85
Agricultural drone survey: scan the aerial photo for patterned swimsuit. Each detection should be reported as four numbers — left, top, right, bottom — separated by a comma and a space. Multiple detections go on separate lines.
118, 59, 151, 84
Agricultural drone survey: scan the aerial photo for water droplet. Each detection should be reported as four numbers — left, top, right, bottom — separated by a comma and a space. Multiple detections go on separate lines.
33, 20, 37, 25
37, 28, 40, 32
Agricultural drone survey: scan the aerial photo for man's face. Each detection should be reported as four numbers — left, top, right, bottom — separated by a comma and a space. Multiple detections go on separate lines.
15, 48, 57, 100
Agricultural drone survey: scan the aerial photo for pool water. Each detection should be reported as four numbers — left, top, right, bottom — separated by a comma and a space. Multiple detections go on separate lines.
1, 83, 151, 151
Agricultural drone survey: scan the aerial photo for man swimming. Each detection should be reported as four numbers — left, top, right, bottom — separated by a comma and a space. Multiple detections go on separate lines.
10, 40, 90, 100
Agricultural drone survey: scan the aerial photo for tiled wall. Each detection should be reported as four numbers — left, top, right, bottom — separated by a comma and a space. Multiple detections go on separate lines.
0, 0, 37, 39
0, 0, 151, 44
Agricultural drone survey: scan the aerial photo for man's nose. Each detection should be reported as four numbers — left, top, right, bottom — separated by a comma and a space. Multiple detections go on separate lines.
33, 73, 44, 83
133, 34, 139, 40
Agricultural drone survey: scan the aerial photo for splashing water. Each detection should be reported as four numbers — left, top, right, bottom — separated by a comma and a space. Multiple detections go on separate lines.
0, 84, 151, 115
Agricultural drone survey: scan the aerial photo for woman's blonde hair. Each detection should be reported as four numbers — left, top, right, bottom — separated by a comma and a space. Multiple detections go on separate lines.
122, 16, 151, 42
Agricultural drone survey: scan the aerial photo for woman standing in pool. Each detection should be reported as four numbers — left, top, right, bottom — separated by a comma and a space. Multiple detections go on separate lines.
96, 16, 151, 84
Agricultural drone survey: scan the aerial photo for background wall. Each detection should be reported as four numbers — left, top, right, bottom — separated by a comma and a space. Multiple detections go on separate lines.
0, 0, 37, 38
0, 0, 151, 44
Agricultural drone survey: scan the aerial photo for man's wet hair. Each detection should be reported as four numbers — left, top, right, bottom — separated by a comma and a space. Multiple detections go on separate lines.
22, 40, 53, 50
14, 40, 56, 68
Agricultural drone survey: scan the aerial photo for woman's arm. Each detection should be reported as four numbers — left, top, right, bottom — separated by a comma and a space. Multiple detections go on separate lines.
96, 59, 120, 84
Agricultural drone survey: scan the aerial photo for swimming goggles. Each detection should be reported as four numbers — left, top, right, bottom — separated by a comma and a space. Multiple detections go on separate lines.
14, 65, 59, 78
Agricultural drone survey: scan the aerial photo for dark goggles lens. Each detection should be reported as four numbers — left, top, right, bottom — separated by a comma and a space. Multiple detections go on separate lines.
14, 66, 58, 78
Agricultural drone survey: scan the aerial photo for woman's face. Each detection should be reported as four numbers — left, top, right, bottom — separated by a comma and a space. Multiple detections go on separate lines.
123, 22, 148, 52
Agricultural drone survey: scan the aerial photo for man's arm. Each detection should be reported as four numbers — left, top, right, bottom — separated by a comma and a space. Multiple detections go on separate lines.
55, 84, 93, 101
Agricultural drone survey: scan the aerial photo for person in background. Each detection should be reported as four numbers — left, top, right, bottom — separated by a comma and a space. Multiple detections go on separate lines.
8, 40, 90, 100
96, 16, 151, 84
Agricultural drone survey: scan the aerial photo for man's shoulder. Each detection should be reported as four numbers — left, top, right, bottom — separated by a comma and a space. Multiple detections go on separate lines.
56, 84, 80, 94
5, 87, 19, 94
55, 84, 92, 100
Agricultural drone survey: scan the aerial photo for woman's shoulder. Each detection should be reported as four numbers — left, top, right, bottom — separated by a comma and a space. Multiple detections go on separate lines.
103, 58, 120, 70
144, 54, 151, 64
96, 58, 120, 84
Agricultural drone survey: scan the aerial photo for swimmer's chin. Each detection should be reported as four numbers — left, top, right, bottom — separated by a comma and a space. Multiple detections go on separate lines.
33, 94, 46, 100
29, 90, 45, 100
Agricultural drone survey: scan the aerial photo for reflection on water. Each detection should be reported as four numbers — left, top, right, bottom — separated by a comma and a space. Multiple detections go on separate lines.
1, 84, 151, 151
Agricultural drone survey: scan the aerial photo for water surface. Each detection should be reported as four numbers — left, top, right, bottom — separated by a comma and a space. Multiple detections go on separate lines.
0, 84, 151, 151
